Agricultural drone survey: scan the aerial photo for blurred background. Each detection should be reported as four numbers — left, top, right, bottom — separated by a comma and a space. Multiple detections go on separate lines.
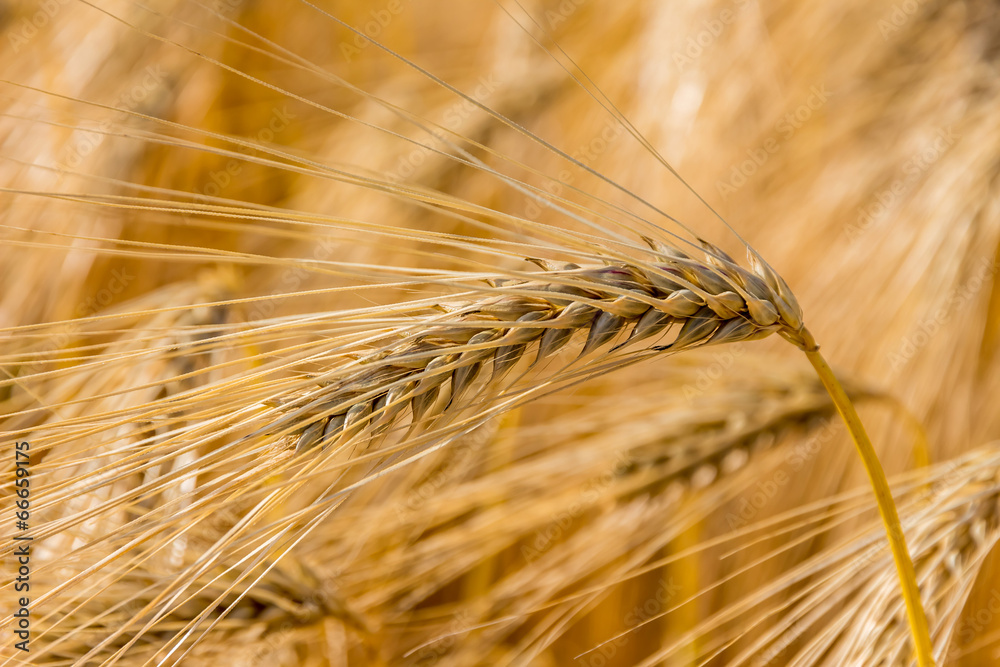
1, 0, 999, 664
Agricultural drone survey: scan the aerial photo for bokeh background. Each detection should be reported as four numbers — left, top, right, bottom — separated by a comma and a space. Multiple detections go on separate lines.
1, 0, 999, 664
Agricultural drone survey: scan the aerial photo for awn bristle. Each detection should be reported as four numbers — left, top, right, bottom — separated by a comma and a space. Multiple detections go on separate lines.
18, 361, 842, 666
712, 445, 1000, 666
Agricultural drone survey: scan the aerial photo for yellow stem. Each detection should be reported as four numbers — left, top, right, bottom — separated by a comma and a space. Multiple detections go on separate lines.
804, 346, 935, 667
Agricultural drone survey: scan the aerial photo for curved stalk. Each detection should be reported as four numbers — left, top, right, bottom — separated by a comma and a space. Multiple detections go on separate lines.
803, 343, 935, 667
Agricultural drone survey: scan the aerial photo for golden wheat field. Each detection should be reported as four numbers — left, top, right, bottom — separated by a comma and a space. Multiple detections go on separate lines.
1, 0, 999, 665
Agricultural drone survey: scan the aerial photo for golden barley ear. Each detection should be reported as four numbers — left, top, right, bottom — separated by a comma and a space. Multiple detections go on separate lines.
275, 247, 810, 462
